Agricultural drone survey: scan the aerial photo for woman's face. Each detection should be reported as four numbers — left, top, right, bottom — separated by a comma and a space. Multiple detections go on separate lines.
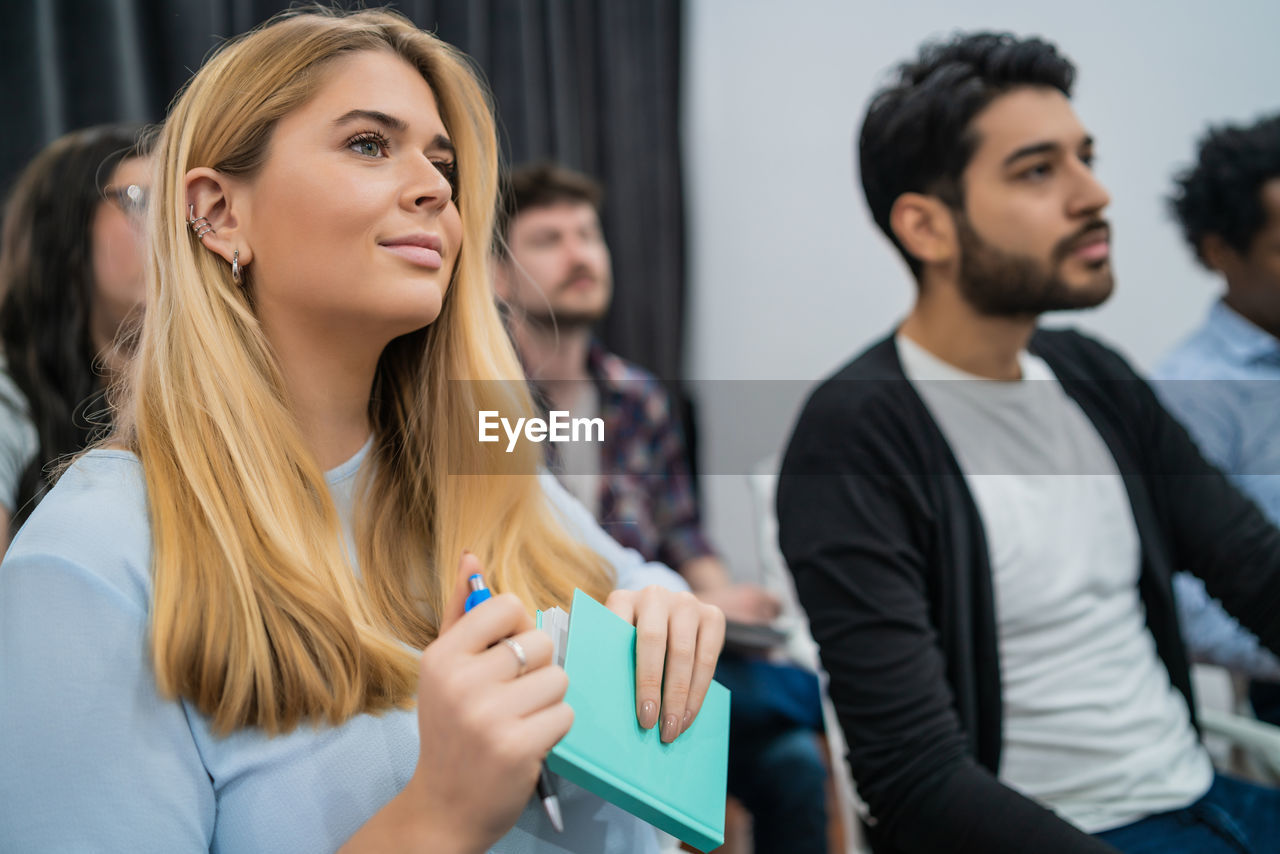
237, 49, 463, 346
91, 155, 150, 331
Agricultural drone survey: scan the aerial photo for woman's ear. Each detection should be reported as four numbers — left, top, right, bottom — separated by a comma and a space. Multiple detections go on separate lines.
889, 192, 957, 269
184, 167, 254, 267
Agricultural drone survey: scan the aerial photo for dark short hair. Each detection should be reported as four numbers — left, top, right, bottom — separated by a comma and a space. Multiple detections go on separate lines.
1169, 113, 1280, 267
859, 32, 1076, 277
496, 162, 604, 254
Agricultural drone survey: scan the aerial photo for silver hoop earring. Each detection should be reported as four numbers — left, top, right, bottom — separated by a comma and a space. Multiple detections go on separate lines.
186, 204, 215, 240
231, 249, 242, 285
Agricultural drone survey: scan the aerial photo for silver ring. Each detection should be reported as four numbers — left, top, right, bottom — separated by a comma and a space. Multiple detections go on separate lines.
502, 638, 528, 677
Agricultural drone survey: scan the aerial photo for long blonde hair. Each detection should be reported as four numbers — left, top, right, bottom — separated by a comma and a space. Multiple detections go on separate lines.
119, 7, 614, 735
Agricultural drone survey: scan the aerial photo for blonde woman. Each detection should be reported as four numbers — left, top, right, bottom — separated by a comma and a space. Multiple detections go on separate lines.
0, 8, 723, 853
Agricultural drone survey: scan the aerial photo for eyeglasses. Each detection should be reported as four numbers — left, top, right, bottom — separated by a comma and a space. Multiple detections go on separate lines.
102, 184, 149, 219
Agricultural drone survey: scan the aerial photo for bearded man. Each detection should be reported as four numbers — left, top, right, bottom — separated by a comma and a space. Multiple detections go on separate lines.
777, 32, 1280, 854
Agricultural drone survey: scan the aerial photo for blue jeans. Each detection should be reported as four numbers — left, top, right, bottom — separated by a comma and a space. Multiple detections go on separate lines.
1094, 774, 1280, 853
714, 655, 828, 854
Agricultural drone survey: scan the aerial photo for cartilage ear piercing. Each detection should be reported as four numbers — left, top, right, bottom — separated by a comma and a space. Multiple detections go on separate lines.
186, 204, 215, 240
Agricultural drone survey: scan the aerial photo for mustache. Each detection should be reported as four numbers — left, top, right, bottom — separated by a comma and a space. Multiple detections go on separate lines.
556, 265, 599, 291
1054, 220, 1111, 262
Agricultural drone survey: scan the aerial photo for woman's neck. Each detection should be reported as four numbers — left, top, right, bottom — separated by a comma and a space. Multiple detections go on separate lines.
264, 316, 379, 470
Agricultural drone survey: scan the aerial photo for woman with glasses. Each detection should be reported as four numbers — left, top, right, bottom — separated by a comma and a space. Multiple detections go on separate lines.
0, 124, 153, 542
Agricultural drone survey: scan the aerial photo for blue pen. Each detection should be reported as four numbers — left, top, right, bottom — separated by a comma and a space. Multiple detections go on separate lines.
464, 573, 564, 833
464, 573, 492, 612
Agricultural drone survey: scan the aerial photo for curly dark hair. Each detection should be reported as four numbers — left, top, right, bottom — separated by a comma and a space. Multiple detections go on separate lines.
0, 123, 152, 530
1169, 113, 1280, 267
859, 32, 1076, 278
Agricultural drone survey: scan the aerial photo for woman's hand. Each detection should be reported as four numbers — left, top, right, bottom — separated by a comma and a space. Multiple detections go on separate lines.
414, 553, 572, 848
605, 586, 726, 743
344, 554, 571, 854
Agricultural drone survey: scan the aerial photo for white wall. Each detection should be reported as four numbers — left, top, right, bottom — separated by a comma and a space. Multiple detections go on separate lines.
682, 0, 1280, 578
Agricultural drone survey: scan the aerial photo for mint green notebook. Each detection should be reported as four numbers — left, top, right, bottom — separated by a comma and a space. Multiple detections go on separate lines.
537, 589, 729, 852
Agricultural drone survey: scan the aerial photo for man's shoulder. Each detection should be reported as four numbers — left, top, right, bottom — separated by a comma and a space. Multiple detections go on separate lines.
1154, 326, 1242, 382
798, 334, 914, 422
783, 334, 937, 473
1029, 326, 1143, 382
591, 345, 663, 392
589, 344, 678, 429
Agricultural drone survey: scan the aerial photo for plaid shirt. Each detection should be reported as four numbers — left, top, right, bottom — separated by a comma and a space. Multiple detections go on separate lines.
542, 341, 715, 569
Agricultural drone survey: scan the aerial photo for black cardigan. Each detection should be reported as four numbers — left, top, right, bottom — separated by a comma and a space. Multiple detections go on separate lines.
777, 329, 1280, 854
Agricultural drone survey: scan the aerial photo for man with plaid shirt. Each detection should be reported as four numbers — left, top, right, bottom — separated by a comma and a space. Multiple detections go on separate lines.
495, 162, 830, 854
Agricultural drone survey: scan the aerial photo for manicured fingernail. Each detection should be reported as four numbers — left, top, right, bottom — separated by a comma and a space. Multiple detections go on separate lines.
641, 700, 657, 729
681, 709, 694, 734
662, 714, 679, 743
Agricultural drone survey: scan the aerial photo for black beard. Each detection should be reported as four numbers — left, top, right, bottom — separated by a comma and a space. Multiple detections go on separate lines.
954, 213, 1114, 317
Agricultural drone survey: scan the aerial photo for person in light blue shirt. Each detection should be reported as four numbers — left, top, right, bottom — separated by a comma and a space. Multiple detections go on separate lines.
0, 8, 725, 853
1, 445, 692, 854
1153, 113, 1280, 718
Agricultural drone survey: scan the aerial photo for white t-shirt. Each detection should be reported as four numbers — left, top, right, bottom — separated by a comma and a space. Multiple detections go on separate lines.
897, 333, 1212, 833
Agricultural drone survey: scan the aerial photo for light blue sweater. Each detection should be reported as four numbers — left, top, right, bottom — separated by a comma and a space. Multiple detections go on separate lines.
0, 444, 687, 853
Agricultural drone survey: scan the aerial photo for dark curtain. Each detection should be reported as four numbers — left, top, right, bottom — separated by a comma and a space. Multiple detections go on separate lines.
0, 0, 686, 382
